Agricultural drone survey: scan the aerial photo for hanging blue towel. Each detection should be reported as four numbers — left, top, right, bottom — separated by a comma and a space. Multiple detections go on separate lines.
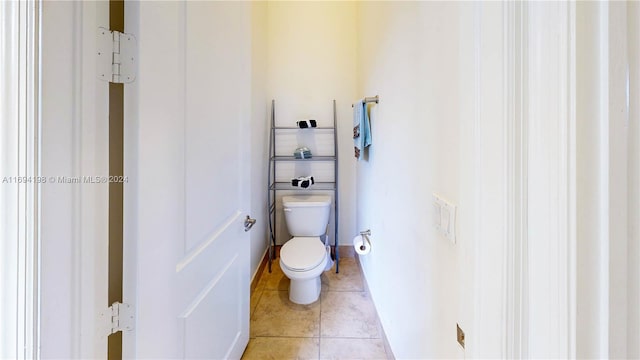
353, 100, 372, 160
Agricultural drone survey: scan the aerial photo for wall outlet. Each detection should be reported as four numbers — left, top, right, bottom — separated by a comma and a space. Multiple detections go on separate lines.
457, 323, 465, 349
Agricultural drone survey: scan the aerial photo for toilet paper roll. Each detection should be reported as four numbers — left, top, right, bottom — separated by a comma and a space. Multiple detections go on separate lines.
353, 235, 371, 255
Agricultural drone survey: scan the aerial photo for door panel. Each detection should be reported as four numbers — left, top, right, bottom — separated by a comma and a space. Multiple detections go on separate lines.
184, 2, 246, 251
178, 210, 248, 359
126, 1, 251, 358
182, 255, 245, 359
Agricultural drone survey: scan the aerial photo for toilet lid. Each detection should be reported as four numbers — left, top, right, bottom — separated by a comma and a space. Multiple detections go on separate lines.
280, 237, 327, 271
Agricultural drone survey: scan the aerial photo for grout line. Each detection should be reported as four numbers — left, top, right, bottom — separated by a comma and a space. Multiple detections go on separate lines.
318, 280, 323, 359
251, 335, 321, 339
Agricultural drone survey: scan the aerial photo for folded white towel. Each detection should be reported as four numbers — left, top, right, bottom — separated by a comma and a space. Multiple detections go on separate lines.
296, 120, 317, 128
291, 176, 315, 188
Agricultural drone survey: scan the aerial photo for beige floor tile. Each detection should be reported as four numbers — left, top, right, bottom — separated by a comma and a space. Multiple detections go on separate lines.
257, 258, 290, 291
251, 290, 320, 337
248, 251, 391, 359
319, 338, 389, 360
336, 246, 356, 259
250, 289, 263, 322
320, 291, 380, 339
321, 258, 364, 292
242, 337, 320, 360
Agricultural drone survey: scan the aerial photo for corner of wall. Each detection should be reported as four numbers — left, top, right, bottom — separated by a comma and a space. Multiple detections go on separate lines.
249, 1, 269, 278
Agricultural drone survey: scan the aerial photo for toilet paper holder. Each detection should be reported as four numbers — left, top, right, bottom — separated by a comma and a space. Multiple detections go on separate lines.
358, 230, 372, 251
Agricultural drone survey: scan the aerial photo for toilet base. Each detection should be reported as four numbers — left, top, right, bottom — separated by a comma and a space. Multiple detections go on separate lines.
289, 276, 321, 305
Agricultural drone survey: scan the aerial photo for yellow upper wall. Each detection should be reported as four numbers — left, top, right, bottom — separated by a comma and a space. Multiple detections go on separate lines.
266, 1, 358, 247
267, 1, 358, 112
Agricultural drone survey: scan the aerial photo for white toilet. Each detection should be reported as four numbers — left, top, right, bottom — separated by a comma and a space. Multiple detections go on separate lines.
280, 195, 332, 305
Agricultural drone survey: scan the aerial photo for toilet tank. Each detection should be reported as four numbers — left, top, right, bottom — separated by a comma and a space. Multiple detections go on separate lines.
282, 195, 332, 236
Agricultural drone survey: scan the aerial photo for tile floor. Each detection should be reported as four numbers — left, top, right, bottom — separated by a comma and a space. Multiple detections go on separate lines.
242, 251, 393, 360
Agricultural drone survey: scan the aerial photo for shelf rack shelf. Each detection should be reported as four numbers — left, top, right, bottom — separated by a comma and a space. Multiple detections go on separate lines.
270, 126, 335, 130
270, 155, 337, 162
269, 182, 337, 191
266, 100, 339, 273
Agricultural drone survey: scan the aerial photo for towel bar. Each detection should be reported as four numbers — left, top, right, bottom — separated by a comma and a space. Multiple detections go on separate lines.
352, 95, 379, 107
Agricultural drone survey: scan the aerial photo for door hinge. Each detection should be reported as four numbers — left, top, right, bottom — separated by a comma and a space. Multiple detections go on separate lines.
97, 27, 136, 84
100, 302, 135, 336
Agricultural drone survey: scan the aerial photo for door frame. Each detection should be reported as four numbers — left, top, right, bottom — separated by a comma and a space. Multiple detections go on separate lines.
0, 0, 40, 357
493, 2, 577, 358
516, 1, 576, 357
38, 1, 109, 358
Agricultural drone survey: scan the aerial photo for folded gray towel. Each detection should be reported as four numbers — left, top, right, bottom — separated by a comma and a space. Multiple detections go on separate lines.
294, 147, 313, 159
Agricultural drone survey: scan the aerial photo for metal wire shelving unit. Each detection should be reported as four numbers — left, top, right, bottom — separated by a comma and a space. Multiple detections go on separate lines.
266, 100, 339, 273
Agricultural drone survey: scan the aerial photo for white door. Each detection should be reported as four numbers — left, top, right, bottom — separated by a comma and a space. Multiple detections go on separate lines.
124, 2, 252, 358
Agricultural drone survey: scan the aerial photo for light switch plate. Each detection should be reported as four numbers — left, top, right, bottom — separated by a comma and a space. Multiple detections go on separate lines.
432, 196, 442, 230
432, 193, 456, 244
441, 206, 451, 233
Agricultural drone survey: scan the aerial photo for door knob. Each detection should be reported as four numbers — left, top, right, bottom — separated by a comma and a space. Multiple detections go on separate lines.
244, 215, 256, 232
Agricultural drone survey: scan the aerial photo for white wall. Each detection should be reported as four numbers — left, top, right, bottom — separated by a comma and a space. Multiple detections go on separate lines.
266, 1, 357, 247
356, 2, 577, 358
356, 2, 481, 358
249, 1, 268, 279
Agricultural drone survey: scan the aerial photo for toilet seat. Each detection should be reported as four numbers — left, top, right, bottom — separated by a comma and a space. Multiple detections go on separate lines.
280, 236, 327, 271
